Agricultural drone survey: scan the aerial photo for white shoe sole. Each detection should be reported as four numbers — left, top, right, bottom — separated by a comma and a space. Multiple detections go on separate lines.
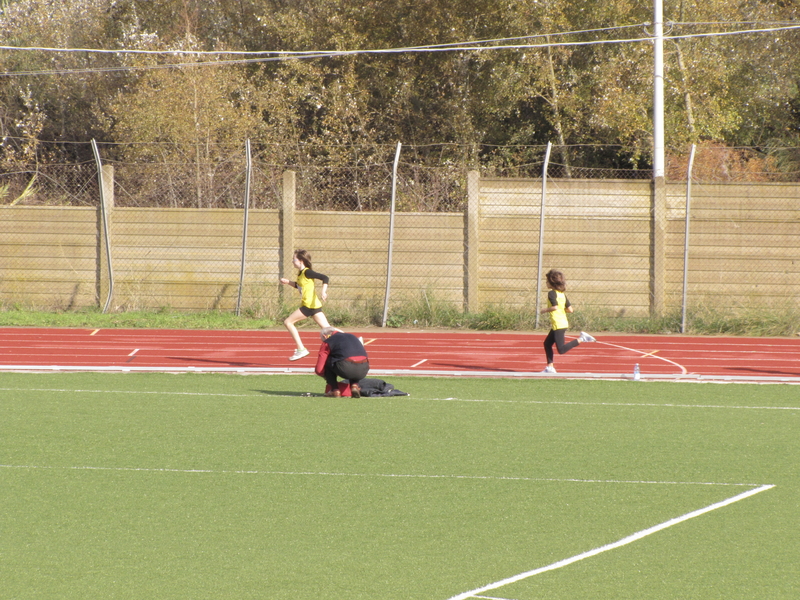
289, 349, 309, 361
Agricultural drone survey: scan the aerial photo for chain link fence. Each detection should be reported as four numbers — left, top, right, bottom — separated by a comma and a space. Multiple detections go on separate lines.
0, 163, 99, 206
1, 142, 798, 325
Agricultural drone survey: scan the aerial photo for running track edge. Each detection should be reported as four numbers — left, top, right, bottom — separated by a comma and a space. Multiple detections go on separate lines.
1, 364, 798, 383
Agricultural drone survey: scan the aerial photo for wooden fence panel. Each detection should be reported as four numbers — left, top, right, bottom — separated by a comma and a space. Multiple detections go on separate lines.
1, 178, 798, 316
106, 208, 280, 311
293, 212, 465, 306
0, 207, 98, 309
664, 183, 800, 307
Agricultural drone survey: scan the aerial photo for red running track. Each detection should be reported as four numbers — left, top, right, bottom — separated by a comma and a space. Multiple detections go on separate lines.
1, 327, 799, 383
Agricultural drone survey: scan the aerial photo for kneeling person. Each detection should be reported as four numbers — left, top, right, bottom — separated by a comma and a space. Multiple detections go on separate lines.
315, 327, 369, 397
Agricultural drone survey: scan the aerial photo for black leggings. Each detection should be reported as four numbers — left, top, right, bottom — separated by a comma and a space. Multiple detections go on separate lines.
544, 329, 580, 363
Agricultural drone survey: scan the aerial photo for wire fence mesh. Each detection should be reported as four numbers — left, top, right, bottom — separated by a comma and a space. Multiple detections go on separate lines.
1, 142, 798, 325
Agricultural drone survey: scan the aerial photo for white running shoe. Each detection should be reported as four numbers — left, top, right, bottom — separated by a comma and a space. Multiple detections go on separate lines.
541, 365, 557, 374
578, 332, 596, 343
289, 348, 309, 361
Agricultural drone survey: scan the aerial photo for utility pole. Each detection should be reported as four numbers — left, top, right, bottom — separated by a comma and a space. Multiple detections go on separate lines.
653, 0, 665, 178
651, 0, 666, 315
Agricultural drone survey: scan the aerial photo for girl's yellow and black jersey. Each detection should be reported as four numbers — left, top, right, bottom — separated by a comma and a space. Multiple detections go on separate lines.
296, 267, 329, 309
547, 289, 571, 330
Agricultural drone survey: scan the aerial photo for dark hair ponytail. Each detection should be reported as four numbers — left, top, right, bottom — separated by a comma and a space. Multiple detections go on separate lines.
545, 269, 566, 292
294, 249, 312, 269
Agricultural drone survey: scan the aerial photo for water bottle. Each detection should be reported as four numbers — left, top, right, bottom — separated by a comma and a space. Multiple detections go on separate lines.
633, 364, 640, 381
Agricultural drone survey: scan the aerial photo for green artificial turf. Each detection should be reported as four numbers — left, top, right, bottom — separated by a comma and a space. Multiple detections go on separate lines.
1, 372, 797, 599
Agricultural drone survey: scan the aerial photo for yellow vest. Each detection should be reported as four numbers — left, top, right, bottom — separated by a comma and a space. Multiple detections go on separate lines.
548, 290, 570, 330
296, 268, 322, 309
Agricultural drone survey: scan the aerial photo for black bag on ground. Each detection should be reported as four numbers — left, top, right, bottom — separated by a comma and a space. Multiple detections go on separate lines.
356, 378, 408, 397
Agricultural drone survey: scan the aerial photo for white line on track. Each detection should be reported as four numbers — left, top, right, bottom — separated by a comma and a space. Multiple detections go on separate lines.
446, 484, 775, 600
0, 464, 768, 488
127, 349, 139, 357
411, 359, 428, 368
89, 329, 100, 336
597, 340, 688, 374
1, 364, 798, 382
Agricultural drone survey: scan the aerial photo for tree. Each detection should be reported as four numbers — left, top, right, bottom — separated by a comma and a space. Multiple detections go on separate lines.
100, 24, 269, 207
2, 0, 800, 184
0, 0, 130, 161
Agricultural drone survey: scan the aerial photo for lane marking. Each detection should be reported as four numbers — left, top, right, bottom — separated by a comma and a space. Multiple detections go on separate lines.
640, 350, 660, 358
363, 338, 377, 345
127, 349, 139, 357
411, 359, 428, 368
2, 330, 798, 380
598, 340, 688, 374
447, 484, 775, 600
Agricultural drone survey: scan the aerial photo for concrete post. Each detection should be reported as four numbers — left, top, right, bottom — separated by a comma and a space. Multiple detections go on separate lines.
281, 170, 296, 301
651, 175, 666, 316
97, 164, 114, 307
466, 170, 480, 313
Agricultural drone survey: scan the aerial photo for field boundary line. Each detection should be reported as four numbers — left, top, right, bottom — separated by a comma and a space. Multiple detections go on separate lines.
0, 387, 258, 397
2, 387, 798, 411
0, 464, 769, 488
446, 484, 775, 600
425, 396, 800, 411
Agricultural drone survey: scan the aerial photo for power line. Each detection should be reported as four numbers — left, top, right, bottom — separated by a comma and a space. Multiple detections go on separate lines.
0, 23, 798, 77
0, 23, 650, 57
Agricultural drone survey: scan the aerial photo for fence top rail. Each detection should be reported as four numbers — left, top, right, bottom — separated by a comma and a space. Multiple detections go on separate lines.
479, 177, 800, 189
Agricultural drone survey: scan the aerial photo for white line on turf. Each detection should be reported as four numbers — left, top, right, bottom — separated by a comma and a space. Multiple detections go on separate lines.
0, 464, 769, 488
446, 484, 775, 600
0, 388, 797, 411
425, 397, 800, 411
0, 387, 257, 397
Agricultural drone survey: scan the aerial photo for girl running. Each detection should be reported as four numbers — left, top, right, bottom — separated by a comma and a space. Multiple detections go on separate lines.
279, 249, 330, 361
540, 269, 596, 373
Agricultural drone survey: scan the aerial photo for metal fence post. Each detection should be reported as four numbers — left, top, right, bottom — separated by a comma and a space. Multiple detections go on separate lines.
236, 139, 252, 316
534, 142, 552, 328
381, 142, 402, 327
